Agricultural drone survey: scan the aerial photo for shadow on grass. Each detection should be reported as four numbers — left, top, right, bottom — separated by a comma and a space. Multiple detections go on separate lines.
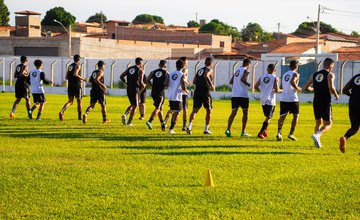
127, 151, 306, 156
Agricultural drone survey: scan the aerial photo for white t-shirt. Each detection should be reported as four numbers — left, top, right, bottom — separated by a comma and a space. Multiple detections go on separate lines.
167, 70, 183, 101
259, 73, 276, 106
29, 69, 45, 94
281, 70, 299, 102
231, 66, 249, 98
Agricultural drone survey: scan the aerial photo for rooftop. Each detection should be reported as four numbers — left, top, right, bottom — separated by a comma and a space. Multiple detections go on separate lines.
15, 10, 41, 16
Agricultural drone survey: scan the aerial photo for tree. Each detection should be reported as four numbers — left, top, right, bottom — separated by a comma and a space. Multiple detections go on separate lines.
351, 31, 360, 37
294, 21, 338, 35
199, 19, 240, 41
41, 7, 76, 27
86, 12, 107, 24
0, 0, 10, 26
132, 14, 164, 24
240, 22, 273, 42
152, 15, 164, 24
187, 20, 200, 28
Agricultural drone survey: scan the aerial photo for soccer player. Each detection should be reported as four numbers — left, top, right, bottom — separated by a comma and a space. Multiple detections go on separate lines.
187, 57, 215, 135
145, 60, 169, 131
10, 56, 32, 119
138, 74, 147, 120
276, 60, 302, 141
304, 58, 339, 148
254, 64, 282, 139
120, 57, 145, 126
165, 59, 188, 134
180, 57, 191, 131
28, 59, 53, 120
82, 61, 109, 124
59, 55, 86, 121
339, 74, 360, 153
225, 58, 252, 138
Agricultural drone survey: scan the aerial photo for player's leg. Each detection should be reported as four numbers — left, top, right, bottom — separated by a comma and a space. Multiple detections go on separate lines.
187, 108, 200, 134
77, 98, 82, 120
36, 95, 46, 120
226, 108, 238, 137
340, 112, 360, 153
25, 97, 32, 119
182, 95, 188, 131
277, 114, 287, 141
204, 107, 212, 134
59, 96, 74, 121
128, 105, 137, 125
169, 111, 180, 134
100, 102, 109, 124
258, 105, 274, 139
241, 108, 250, 137
10, 98, 22, 118
146, 96, 162, 130
164, 109, 172, 125
288, 114, 299, 141
83, 102, 96, 124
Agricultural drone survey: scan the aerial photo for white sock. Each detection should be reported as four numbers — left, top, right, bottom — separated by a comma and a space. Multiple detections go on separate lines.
188, 122, 193, 130
315, 131, 322, 137
205, 125, 209, 131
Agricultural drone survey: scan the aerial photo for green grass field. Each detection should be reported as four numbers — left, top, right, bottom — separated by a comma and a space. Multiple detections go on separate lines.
0, 93, 359, 219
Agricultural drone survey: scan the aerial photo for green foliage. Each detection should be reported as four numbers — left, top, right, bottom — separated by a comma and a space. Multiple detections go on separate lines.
0, 0, 10, 26
351, 31, 360, 37
41, 7, 76, 27
295, 21, 338, 35
132, 14, 164, 24
187, 20, 200, 28
199, 19, 240, 41
86, 12, 107, 24
241, 22, 274, 42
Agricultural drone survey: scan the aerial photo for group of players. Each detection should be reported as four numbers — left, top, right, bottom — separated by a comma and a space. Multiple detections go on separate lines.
9, 55, 359, 153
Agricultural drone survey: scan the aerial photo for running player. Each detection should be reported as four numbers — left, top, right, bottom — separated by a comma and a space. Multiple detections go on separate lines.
82, 61, 109, 124
225, 58, 252, 138
180, 57, 191, 131
145, 60, 168, 131
304, 58, 339, 148
276, 60, 302, 141
339, 73, 360, 153
10, 56, 31, 119
187, 57, 215, 135
28, 60, 53, 120
59, 55, 86, 121
138, 74, 147, 120
254, 64, 282, 139
165, 59, 188, 134
120, 57, 145, 126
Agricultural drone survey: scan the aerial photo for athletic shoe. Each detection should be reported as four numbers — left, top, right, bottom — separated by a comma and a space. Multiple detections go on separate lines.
121, 115, 126, 125
225, 130, 232, 138
288, 134, 297, 141
139, 117, 145, 120
257, 133, 265, 139
204, 130, 212, 135
186, 128, 192, 135
169, 129, 176, 135
311, 134, 322, 148
59, 112, 64, 121
263, 129, 268, 138
28, 111, 33, 120
161, 123, 166, 131
82, 114, 87, 124
146, 121, 153, 130
182, 127, 187, 131
339, 137, 346, 153
241, 132, 251, 137
36, 118, 41, 121
276, 134, 283, 141
103, 119, 110, 124
126, 124, 134, 127
10, 113, 15, 118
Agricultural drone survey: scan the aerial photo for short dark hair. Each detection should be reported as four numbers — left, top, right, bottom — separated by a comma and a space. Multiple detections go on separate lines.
34, 60, 42, 68
176, 59, 185, 70
97, 60, 105, 68
73, 54, 81, 62
159, 60, 167, 68
135, 57, 143, 65
243, 58, 251, 66
179, 57, 187, 62
20, 56, 27, 63
267, 64, 275, 72
324, 58, 335, 69
289, 60, 299, 70
205, 57, 213, 67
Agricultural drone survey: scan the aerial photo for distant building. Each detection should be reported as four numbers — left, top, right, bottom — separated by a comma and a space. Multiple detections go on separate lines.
14, 10, 42, 38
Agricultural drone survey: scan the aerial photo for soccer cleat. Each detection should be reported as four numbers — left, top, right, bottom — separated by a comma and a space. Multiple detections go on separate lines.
204, 130, 212, 135
146, 121, 153, 130
225, 130, 232, 138
168, 129, 176, 135
10, 112, 15, 118
339, 137, 346, 153
241, 132, 251, 137
276, 134, 283, 141
186, 128, 192, 135
263, 129, 268, 138
126, 124, 134, 127
36, 118, 41, 121
257, 133, 265, 139
161, 123, 166, 131
288, 134, 297, 141
59, 112, 64, 121
311, 134, 322, 148
182, 127, 187, 131
82, 114, 87, 124
121, 115, 126, 125
103, 119, 110, 124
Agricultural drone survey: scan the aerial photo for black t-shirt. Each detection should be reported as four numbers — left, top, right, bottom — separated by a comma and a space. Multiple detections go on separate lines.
313, 70, 331, 104
67, 63, 82, 88
14, 64, 29, 88
349, 74, 360, 109
151, 68, 167, 96
126, 65, 141, 93
90, 70, 104, 94
194, 67, 211, 96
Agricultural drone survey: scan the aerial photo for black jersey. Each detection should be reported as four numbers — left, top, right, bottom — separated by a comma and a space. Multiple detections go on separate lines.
89, 70, 104, 94
349, 74, 360, 109
313, 70, 331, 104
194, 67, 212, 96
151, 68, 167, 96
14, 64, 29, 88
126, 65, 141, 92
67, 63, 82, 88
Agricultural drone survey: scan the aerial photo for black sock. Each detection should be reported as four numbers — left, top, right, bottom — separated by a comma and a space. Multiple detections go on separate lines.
36, 112, 42, 120
103, 114, 107, 121
78, 111, 82, 120
31, 106, 36, 112
183, 120, 187, 128
260, 122, 269, 134
290, 128, 295, 135
149, 117, 154, 123
160, 119, 164, 124
170, 122, 176, 130
278, 128, 282, 134
141, 114, 144, 118
127, 117, 133, 125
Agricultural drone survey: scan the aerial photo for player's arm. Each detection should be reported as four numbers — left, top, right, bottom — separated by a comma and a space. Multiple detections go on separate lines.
120, 70, 127, 85
304, 75, 314, 92
21, 66, 29, 78
73, 65, 86, 82
181, 74, 189, 94
40, 72, 53, 85
241, 70, 251, 87
139, 69, 146, 91
182, 68, 191, 86
164, 74, 169, 88
95, 71, 107, 92
254, 78, 261, 92
274, 77, 282, 93
342, 79, 352, 96
192, 73, 198, 85
205, 69, 216, 92
328, 72, 339, 100
291, 73, 302, 92
146, 71, 153, 87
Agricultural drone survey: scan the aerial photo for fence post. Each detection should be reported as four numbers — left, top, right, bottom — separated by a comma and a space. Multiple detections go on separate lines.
317, 61, 323, 71
213, 61, 219, 89
194, 61, 201, 76
232, 61, 240, 74
251, 61, 260, 93
143, 61, 148, 72
65, 60, 72, 88
1, 58, 5, 92
9, 60, 16, 86
340, 61, 347, 94
50, 60, 57, 87
82, 59, 86, 96
110, 61, 117, 89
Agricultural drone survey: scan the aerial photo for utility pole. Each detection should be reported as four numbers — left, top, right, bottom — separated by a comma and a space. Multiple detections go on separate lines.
277, 22, 280, 39
54, 19, 72, 57
316, 4, 321, 54
195, 12, 198, 23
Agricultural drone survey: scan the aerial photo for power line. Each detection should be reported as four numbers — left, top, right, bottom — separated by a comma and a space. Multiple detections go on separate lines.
323, 7, 360, 15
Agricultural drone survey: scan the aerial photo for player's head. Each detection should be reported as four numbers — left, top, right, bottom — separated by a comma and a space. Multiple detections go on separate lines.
159, 60, 167, 69
267, 64, 276, 74
73, 54, 81, 63
179, 57, 188, 67
20, 56, 28, 64
242, 58, 251, 67
97, 60, 105, 71
176, 59, 185, 71
34, 60, 43, 68
205, 57, 213, 67
289, 60, 299, 71
135, 57, 143, 67
323, 58, 335, 71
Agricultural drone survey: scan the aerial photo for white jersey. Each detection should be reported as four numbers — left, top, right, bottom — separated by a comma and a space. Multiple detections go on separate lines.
231, 67, 249, 98
259, 73, 276, 106
167, 70, 183, 101
29, 69, 45, 94
281, 70, 299, 102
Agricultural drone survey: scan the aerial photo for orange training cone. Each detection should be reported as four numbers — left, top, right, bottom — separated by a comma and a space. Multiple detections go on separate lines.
205, 169, 214, 187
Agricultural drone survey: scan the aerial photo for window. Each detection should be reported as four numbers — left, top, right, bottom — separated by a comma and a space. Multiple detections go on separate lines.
220, 41, 225, 48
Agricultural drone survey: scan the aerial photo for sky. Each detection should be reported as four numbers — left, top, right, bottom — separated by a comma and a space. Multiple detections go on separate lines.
5, 0, 360, 34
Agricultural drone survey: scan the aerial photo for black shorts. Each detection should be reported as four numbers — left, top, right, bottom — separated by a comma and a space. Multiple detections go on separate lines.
280, 102, 299, 116
193, 94, 212, 110
313, 102, 332, 121
182, 94, 188, 110
33, 93, 46, 104
139, 90, 146, 104
152, 94, 165, 109
169, 101, 182, 112
90, 92, 106, 105
262, 105, 275, 118
127, 90, 139, 107
231, 97, 249, 110
15, 85, 30, 99
68, 87, 82, 99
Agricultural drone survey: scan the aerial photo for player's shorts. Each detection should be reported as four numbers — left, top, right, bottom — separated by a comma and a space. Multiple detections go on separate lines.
182, 94, 188, 110
33, 93, 46, 104
127, 90, 139, 107
313, 102, 332, 121
15, 85, 30, 99
152, 94, 165, 109
280, 102, 299, 116
262, 105, 275, 119
231, 97, 249, 110
90, 91, 106, 105
68, 87, 82, 99
139, 90, 146, 104
193, 94, 212, 110
169, 101, 182, 112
